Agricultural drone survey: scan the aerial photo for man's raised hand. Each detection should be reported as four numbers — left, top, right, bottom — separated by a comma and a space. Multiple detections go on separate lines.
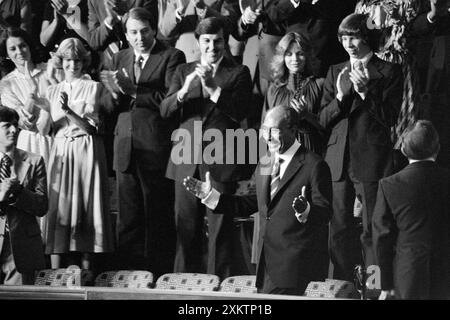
292, 186, 309, 223
183, 171, 212, 199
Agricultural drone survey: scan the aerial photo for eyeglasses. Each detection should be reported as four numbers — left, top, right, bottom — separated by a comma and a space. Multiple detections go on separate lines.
260, 126, 281, 141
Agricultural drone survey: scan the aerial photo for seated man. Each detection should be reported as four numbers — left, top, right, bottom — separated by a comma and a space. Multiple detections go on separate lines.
184, 106, 332, 295
0, 106, 48, 285
373, 120, 450, 300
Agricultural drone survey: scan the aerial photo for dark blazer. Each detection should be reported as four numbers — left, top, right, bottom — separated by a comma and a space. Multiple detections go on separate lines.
160, 56, 253, 183
372, 161, 450, 299
319, 56, 403, 182
0, 149, 47, 274
87, 0, 158, 51
215, 146, 332, 289
107, 42, 186, 172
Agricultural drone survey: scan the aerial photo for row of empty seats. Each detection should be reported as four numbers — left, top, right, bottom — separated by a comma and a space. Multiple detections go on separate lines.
32, 267, 358, 298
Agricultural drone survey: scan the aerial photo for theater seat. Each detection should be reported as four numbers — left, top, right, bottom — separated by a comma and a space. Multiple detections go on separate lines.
304, 279, 359, 299
94, 270, 154, 289
219, 275, 257, 293
155, 273, 220, 291
34, 266, 94, 287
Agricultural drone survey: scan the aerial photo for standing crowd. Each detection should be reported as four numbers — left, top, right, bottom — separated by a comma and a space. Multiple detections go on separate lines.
0, 0, 449, 300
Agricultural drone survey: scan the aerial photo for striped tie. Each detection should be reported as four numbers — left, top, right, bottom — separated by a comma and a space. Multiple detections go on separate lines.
0, 155, 11, 182
0, 155, 12, 233
270, 155, 282, 200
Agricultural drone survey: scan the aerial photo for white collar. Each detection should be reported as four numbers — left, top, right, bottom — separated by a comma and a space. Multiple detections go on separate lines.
350, 51, 373, 70
409, 157, 436, 164
278, 139, 301, 162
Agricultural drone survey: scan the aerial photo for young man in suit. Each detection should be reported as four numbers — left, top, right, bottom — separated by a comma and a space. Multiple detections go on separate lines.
184, 106, 332, 295
102, 7, 186, 276
319, 13, 403, 282
160, 17, 252, 278
0, 106, 48, 285
373, 120, 450, 300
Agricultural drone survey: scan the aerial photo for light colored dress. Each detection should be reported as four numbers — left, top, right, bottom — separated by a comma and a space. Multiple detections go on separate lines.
0, 63, 54, 239
44, 77, 114, 254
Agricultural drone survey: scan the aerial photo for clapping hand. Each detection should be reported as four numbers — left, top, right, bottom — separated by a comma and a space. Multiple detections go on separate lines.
60, 91, 70, 114
177, 70, 198, 102
290, 96, 307, 116
336, 66, 351, 101
292, 186, 309, 223
104, 0, 120, 25
242, 6, 262, 25
195, 64, 216, 96
183, 171, 212, 200
349, 62, 369, 96
0, 177, 21, 202
51, 0, 68, 16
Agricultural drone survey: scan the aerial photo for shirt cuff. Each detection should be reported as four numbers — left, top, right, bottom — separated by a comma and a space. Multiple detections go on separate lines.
104, 18, 114, 30
427, 12, 436, 24
295, 202, 310, 223
291, 0, 301, 8
209, 86, 222, 103
201, 188, 221, 210
175, 8, 184, 22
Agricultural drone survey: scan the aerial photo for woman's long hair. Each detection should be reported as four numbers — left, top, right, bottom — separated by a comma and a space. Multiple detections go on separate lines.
0, 27, 39, 74
270, 32, 313, 86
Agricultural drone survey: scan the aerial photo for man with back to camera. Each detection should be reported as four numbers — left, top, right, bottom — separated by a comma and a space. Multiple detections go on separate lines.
373, 120, 450, 300
101, 7, 186, 276
319, 13, 403, 282
0, 106, 48, 285
183, 105, 332, 295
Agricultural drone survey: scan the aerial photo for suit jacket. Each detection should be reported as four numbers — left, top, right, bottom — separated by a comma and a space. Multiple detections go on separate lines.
319, 56, 403, 182
160, 56, 253, 183
107, 42, 186, 172
159, 0, 240, 62
214, 146, 332, 289
372, 161, 450, 299
0, 148, 47, 274
87, 0, 158, 51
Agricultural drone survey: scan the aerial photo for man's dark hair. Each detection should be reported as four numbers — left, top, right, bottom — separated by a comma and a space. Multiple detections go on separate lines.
337, 13, 378, 51
0, 106, 19, 124
402, 120, 440, 160
122, 7, 156, 33
194, 17, 227, 40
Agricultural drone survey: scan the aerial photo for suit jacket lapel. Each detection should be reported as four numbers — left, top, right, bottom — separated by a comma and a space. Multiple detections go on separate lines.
270, 146, 305, 206
13, 149, 30, 185
138, 41, 163, 84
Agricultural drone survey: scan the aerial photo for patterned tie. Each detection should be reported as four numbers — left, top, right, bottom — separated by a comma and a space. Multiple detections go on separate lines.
270, 155, 282, 200
0, 155, 12, 182
134, 55, 144, 83
0, 155, 12, 233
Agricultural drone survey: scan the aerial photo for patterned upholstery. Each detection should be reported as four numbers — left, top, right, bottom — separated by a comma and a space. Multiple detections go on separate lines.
304, 279, 359, 299
94, 270, 154, 289
155, 273, 220, 291
219, 275, 257, 293
34, 266, 94, 287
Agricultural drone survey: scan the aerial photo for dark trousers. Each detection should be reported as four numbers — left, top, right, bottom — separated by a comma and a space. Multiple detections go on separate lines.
257, 253, 308, 296
0, 233, 35, 285
329, 161, 378, 281
115, 157, 175, 277
173, 170, 236, 279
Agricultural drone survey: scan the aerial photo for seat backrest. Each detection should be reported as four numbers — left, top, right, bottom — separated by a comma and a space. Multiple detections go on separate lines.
34, 266, 93, 287
219, 275, 257, 293
155, 273, 220, 291
304, 279, 359, 299
94, 270, 154, 289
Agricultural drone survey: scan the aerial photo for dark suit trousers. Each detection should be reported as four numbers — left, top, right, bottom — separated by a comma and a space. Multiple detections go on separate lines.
0, 233, 35, 285
115, 156, 176, 277
173, 169, 236, 279
329, 157, 378, 281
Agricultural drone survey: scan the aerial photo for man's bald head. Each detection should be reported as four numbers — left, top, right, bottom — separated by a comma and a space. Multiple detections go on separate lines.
264, 106, 298, 130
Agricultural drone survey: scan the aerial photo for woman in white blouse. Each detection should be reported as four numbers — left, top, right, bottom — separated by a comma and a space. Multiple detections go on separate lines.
0, 27, 53, 165
43, 38, 114, 269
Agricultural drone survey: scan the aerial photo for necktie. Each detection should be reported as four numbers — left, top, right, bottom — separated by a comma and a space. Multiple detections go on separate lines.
0, 155, 12, 182
270, 155, 282, 200
0, 155, 12, 233
134, 55, 144, 83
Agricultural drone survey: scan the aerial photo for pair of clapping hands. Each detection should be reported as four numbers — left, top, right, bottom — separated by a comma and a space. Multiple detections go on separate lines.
176, 0, 207, 15
0, 176, 21, 204
336, 62, 370, 100
183, 172, 310, 223
20, 61, 45, 130
177, 63, 217, 102
100, 68, 136, 99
